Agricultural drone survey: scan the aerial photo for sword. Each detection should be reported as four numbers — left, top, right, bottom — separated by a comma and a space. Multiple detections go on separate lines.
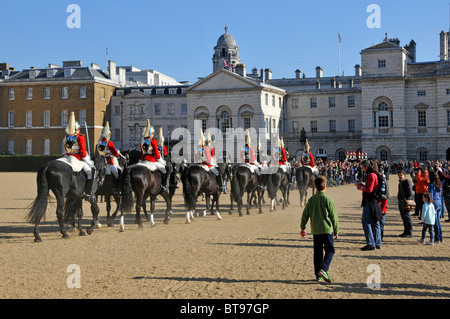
84, 121, 91, 157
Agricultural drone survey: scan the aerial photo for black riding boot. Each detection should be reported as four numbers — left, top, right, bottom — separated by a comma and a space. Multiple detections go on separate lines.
84, 179, 96, 203
216, 174, 225, 192
160, 173, 169, 193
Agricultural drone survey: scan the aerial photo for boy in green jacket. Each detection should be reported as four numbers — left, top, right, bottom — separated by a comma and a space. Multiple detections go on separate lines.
300, 176, 339, 283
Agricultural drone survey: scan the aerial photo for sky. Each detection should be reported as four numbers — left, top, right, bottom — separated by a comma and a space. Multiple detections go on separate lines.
2, 0, 450, 84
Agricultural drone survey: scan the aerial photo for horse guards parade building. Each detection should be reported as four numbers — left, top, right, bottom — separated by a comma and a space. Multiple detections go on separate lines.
3, 26, 450, 163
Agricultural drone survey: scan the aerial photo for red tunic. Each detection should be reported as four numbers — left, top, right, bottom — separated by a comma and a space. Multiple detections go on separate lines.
279, 148, 287, 166
103, 139, 120, 165
301, 152, 315, 167
140, 138, 160, 162
67, 133, 88, 161
241, 145, 256, 165
202, 147, 214, 168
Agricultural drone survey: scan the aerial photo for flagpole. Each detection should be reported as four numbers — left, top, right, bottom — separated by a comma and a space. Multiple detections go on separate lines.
338, 33, 341, 76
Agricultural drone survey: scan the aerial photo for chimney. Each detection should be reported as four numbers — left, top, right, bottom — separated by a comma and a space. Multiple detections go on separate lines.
295, 69, 301, 79
354, 64, 362, 77
118, 67, 126, 84
108, 60, 117, 81
405, 40, 416, 63
349, 77, 354, 88
331, 77, 336, 88
260, 68, 265, 82
235, 63, 247, 77
63, 60, 82, 67
264, 68, 272, 80
315, 66, 323, 78
440, 31, 448, 61
91, 63, 100, 70
316, 80, 320, 89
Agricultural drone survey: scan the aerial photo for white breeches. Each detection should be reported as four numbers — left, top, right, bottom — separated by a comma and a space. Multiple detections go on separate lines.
108, 164, 119, 179
153, 161, 166, 174
81, 161, 93, 179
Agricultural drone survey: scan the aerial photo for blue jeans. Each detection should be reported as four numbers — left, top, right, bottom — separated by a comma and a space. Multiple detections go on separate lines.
434, 205, 443, 242
362, 202, 382, 248
313, 233, 335, 278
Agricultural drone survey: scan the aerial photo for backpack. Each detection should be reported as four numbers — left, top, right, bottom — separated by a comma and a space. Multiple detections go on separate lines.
374, 171, 389, 201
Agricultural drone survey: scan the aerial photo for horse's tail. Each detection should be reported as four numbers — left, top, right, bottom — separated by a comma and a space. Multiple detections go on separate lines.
230, 169, 243, 204
26, 165, 50, 224
121, 166, 134, 212
181, 167, 196, 210
63, 197, 80, 223
266, 169, 281, 199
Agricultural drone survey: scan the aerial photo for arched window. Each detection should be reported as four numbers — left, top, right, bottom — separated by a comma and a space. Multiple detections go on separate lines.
373, 98, 393, 129
378, 102, 389, 128
380, 150, 388, 161
418, 149, 428, 162
217, 110, 232, 132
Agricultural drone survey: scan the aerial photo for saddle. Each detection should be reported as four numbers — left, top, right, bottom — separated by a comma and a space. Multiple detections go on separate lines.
194, 164, 219, 176
240, 163, 256, 174
128, 160, 157, 172
56, 155, 84, 173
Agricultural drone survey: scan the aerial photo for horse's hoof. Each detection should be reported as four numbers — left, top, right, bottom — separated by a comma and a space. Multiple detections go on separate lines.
62, 234, 70, 239
34, 237, 42, 243
86, 228, 93, 235
79, 230, 86, 236
228, 210, 233, 215
163, 218, 169, 225
119, 225, 125, 232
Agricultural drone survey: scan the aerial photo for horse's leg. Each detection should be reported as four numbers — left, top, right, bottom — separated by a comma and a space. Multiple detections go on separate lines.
203, 195, 210, 217
86, 199, 100, 235
215, 192, 222, 220
134, 192, 144, 229
55, 192, 69, 239
144, 195, 155, 227
246, 191, 251, 215
108, 193, 120, 227
159, 191, 172, 225
229, 193, 234, 214
257, 188, 263, 214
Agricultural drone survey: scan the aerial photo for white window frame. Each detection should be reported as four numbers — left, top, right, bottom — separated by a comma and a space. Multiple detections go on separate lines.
79, 110, 86, 126
79, 86, 87, 99
61, 110, 68, 127
26, 139, 32, 155
8, 111, 15, 127
61, 87, 69, 99
44, 87, 51, 99
26, 88, 33, 100
26, 111, 32, 127
8, 88, 15, 100
43, 110, 50, 127
43, 139, 50, 155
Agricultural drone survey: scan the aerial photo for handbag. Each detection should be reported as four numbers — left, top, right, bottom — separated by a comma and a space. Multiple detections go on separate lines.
404, 200, 416, 211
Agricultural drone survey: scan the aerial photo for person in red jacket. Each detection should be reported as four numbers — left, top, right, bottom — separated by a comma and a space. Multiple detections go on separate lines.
64, 112, 95, 202
301, 139, 318, 176
97, 121, 124, 182
140, 119, 168, 193
355, 160, 382, 251
413, 164, 430, 219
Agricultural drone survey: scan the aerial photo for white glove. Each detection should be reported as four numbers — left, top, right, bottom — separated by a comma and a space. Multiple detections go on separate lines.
82, 156, 94, 168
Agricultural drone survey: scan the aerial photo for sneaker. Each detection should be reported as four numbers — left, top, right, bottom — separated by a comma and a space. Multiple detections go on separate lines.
316, 276, 324, 282
417, 238, 425, 244
318, 269, 331, 283
426, 241, 434, 246
361, 245, 376, 251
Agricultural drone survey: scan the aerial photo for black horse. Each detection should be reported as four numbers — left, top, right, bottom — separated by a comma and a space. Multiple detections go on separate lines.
96, 154, 129, 227
296, 166, 315, 207
181, 165, 222, 223
121, 164, 173, 231
26, 154, 107, 242
229, 165, 263, 216
266, 166, 291, 211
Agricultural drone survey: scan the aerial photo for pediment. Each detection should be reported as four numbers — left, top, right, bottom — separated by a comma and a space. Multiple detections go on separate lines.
188, 69, 260, 92
123, 90, 150, 98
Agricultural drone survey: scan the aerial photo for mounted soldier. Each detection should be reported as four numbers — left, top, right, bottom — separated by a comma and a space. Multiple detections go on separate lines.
301, 139, 319, 176
64, 112, 96, 202
96, 121, 124, 187
139, 119, 168, 193
195, 130, 225, 191
240, 129, 262, 175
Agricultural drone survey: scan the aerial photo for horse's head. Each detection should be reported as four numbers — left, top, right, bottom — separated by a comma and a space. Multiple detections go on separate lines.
91, 155, 107, 185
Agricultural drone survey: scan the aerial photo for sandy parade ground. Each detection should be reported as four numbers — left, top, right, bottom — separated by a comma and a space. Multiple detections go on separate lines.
0, 171, 449, 305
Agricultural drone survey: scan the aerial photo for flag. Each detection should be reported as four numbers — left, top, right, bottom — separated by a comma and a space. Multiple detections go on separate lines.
223, 60, 231, 69
338, 32, 342, 43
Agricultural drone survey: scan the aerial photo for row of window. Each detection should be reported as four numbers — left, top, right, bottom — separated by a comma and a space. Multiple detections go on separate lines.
292, 96, 356, 109
113, 104, 188, 116
300, 119, 357, 133
264, 94, 283, 108
8, 86, 87, 101
7, 110, 86, 128
8, 139, 57, 155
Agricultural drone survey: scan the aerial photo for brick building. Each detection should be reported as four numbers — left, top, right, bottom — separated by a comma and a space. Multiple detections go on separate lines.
0, 60, 118, 155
